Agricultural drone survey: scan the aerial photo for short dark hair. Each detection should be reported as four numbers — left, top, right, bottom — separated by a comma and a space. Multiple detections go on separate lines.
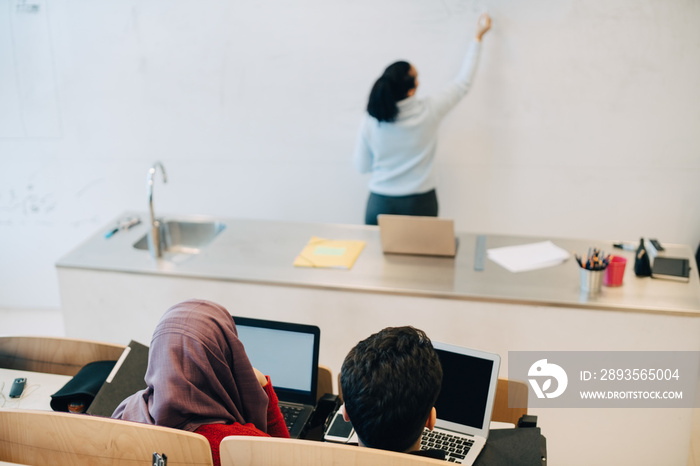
367, 61, 415, 122
340, 326, 442, 452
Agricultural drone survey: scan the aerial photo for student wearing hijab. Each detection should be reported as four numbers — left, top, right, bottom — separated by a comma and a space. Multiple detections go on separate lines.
353, 13, 492, 225
112, 299, 289, 466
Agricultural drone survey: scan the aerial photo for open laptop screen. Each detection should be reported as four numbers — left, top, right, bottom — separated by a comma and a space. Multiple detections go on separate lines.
433, 345, 497, 431
233, 316, 319, 404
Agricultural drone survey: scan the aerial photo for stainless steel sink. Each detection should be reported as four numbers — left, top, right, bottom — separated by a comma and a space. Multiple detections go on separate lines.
133, 219, 226, 255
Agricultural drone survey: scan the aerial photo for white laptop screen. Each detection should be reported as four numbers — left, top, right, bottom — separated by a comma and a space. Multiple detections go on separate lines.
233, 316, 319, 404
237, 326, 314, 392
432, 343, 500, 434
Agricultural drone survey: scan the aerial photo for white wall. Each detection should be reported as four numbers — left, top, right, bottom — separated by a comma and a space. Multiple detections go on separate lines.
1, 0, 699, 309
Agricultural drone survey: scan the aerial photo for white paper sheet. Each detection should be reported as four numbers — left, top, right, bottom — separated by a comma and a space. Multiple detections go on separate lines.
487, 241, 570, 273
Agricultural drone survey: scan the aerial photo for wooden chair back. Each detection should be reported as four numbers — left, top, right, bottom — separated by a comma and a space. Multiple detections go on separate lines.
220, 436, 445, 466
316, 364, 332, 401
0, 336, 126, 376
492, 378, 528, 425
0, 409, 213, 466
0, 336, 333, 396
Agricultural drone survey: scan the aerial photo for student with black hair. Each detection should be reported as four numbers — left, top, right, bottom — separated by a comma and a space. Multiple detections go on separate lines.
353, 14, 492, 225
339, 326, 445, 458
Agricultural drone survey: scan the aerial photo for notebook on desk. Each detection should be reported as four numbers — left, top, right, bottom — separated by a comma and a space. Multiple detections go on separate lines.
87, 340, 149, 417
378, 214, 457, 257
421, 342, 501, 465
233, 316, 320, 439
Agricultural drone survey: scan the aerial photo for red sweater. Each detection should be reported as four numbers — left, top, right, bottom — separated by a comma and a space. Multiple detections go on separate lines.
195, 378, 290, 466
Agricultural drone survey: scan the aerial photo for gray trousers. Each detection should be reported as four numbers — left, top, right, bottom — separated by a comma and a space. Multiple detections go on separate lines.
364, 189, 438, 225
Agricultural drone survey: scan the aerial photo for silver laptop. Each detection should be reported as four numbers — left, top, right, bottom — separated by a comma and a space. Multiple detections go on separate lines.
421, 342, 501, 465
378, 214, 457, 257
232, 316, 320, 439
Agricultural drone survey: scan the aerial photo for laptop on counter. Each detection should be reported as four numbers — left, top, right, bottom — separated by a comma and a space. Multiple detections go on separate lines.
232, 315, 320, 439
378, 214, 458, 257
421, 341, 501, 465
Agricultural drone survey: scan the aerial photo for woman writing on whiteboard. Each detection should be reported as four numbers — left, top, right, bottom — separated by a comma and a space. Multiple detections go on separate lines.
353, 13, 492, 225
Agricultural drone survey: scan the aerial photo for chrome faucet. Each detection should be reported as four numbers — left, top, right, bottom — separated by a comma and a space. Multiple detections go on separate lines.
147, 162, 167, 258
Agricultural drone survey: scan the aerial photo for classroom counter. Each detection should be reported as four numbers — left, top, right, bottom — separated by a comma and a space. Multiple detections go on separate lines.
56, 212, 700, 466
56, 211, 700, 317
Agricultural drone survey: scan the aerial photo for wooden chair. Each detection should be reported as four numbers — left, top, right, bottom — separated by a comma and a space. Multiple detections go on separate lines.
492, 378, 528, 425
337, 375, 528, 425
220, 436, 445, 466
0, 336, 126, 376
316, 364, 332, 401
0, 408, 213, 466
0, 336, 332, 394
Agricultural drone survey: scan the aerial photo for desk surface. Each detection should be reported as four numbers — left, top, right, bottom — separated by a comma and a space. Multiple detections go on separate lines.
57, 212, 700, 317
0, 368, 70, 411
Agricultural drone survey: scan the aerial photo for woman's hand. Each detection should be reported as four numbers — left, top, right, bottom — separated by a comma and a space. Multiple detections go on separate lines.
253, 367, 268, 387
476, 13, 491, 41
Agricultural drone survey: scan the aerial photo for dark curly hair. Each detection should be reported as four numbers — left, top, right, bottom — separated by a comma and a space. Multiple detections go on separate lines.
340, 326, 442, 452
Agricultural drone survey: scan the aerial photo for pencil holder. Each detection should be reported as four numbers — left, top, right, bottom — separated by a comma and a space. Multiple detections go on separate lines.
579, 268, 603, 295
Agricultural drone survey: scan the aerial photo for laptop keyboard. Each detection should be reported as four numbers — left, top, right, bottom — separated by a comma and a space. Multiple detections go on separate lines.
421, 429, 474, 463
280, 404, 304, 431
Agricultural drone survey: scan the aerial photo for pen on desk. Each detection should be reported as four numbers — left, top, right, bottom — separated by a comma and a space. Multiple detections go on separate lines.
105, 217, 141, 239
122, 217, 141, 230
613, 242, 636, 251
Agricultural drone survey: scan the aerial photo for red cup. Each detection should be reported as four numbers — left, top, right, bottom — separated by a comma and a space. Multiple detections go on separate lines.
604, 255, 627, 286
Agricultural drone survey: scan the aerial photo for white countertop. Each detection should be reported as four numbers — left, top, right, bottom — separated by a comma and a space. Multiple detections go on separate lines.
56, 212, 700, 316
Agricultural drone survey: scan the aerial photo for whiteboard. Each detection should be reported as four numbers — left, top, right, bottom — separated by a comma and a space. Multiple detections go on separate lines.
1, 0, 699, 308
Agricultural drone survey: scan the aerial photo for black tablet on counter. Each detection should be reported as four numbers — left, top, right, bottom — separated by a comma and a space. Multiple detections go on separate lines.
651, 257, 691, 282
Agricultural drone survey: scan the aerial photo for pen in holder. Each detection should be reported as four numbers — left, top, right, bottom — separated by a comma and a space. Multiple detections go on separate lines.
576, 249, 610, 295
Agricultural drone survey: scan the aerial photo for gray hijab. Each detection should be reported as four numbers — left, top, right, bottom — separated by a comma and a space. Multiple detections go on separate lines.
112, 299, 269, 432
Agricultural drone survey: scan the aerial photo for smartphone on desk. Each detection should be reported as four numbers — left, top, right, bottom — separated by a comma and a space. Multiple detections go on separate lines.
323, 408, 357, 444
9, 377, 26, 398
